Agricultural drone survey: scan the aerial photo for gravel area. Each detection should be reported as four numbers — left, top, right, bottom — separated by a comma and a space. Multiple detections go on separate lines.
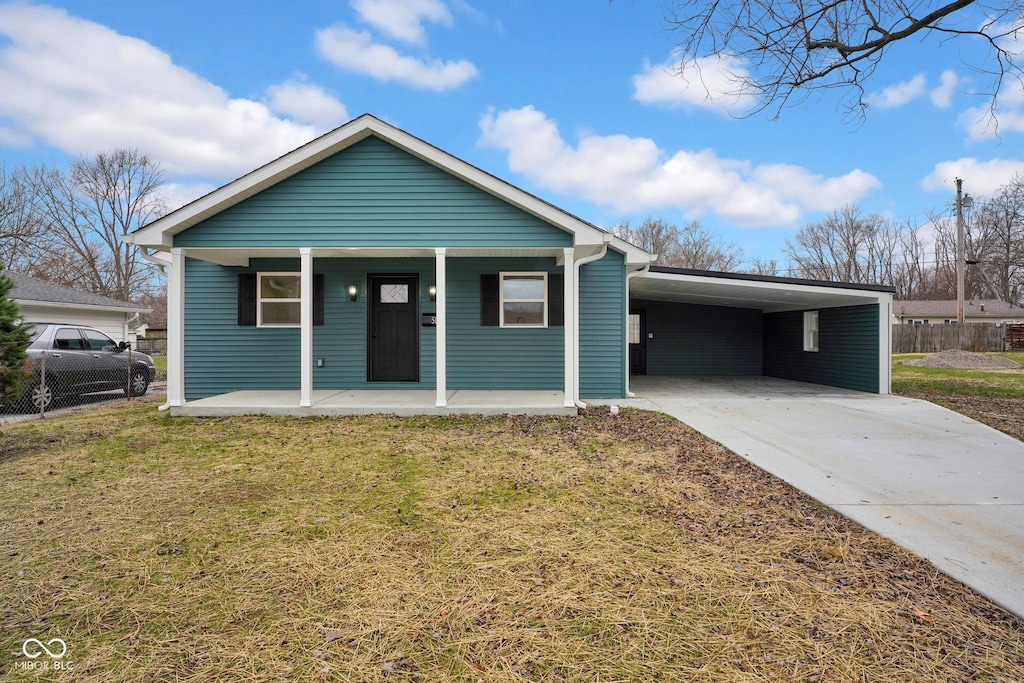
903, 350, 1022, 370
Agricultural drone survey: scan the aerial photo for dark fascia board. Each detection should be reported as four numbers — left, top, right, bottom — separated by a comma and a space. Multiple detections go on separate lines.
648, 266, 897, 294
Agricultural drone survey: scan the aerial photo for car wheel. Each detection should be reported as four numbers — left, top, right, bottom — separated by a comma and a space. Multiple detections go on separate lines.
127, 368, 149, 397
20, 381, 54, 413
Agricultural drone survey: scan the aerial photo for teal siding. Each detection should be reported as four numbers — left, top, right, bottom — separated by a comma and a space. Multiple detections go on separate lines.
174, 137, 572, 249
634, 300, 763, 376
184, 256, 570, 397
763, 304, 880, 393
447, 258, 564, 390
312, 258, 436, 390
184, 257, 300, 398
579, 251, 625, 398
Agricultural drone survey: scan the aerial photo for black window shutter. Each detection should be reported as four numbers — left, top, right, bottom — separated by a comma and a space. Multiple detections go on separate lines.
313, 274, 325, 326
548, 274, 564, 326
480, 274, 499, 326
237, 274, 256, 326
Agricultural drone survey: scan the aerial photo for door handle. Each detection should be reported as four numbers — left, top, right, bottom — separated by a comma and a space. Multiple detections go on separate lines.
51, 353, 62, 358
93, 354, 100, 358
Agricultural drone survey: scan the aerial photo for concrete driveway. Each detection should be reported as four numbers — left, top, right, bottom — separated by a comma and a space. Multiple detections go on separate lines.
611, 376, 1024, 620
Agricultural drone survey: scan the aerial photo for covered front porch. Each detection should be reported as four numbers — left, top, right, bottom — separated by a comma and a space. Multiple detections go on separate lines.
171, 388, 574, 417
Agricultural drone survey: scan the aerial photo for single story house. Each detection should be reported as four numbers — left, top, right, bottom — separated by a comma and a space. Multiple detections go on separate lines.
124, 114, 893, 415
894, 299, 1023, 326
9, 271, 151, 343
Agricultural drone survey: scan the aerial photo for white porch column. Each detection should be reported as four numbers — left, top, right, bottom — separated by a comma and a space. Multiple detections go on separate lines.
167, 248, 185, 407
879, 295, 892, 395
300, 248, 313, 407
435, 248, 447, 407
563, 247, 576, 407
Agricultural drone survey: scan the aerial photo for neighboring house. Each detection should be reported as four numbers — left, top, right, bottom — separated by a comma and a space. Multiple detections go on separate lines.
125, 114, 893, 414
894, 300, 1023, 326
9, 272, 151, 343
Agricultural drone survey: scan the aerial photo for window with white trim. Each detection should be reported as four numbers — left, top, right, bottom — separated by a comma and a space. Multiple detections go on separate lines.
258, 272, 301, 327
803, 310, 819, 352
500, 272, 547, 327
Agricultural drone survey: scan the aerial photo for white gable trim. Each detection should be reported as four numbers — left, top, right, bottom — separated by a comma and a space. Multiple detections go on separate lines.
125, 114, 650, 266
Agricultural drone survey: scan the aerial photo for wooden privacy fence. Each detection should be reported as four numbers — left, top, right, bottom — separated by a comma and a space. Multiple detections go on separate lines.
1009, 325, 1024, 351
892, 323, 1012, 353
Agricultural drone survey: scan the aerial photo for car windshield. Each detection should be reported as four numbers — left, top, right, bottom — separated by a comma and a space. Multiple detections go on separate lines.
28, 324, 46, 342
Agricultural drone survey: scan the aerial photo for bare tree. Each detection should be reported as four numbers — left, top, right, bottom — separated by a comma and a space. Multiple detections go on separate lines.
29, 150, 167, 301
662, 0, 1024, 120
612, 217, 681, 262
744, 257, 782, 276
674, 220, 744, 270
784, 204, 928, 293
0, 166, 43, 271
613, 216, 745, 270
969, 174, 1024, 304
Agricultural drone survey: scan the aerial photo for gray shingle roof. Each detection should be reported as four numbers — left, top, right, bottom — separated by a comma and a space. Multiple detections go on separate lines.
6, 271, 147, 310
893, 299, 1023, 318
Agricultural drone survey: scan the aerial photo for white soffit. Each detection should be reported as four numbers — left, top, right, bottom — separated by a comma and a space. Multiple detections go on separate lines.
630, 272, 884, 312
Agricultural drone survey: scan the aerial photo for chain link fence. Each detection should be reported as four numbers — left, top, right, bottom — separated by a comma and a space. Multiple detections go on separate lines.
4, 342, 159, 419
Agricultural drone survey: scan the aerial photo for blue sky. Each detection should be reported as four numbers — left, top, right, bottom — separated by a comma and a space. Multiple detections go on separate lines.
0, 0, 1022, 267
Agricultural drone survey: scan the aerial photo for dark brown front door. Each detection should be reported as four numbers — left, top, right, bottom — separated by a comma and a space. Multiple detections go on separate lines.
368, 275, 419, 382
628, 309, 647, 375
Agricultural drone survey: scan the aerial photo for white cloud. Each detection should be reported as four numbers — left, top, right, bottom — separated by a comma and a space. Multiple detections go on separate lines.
959, 80, 1024, 140
351, 0, 452, 44
930, 70, 959, 108
315, 23, 477, 91
266, 80, 348, 128
0, 4, 330, 179
866, 74, 927, 109
921, 158, 1024, 195
632, 55, 755, 114
478, 106, 880, 227
162, 182, 218, 212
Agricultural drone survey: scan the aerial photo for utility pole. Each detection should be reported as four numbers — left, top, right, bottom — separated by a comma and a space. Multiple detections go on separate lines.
956, 178, 965, 324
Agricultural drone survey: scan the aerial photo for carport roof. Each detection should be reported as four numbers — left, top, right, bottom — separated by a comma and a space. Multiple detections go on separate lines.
632, 267, 894, 312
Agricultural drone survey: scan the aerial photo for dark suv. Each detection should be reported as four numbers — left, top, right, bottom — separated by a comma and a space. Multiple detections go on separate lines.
13, 323, 157, 412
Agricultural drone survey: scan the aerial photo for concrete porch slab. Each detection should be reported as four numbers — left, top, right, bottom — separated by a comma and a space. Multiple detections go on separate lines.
171, 389, 575, 417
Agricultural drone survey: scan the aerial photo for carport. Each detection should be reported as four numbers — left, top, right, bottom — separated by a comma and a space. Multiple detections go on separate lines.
628, 267, 894, 394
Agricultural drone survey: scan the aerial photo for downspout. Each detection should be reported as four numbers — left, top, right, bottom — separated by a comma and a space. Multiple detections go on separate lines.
124, 311, 141, 345
623, 262, 651, 398
140, 247, 171, 273
573, 237, 610, 409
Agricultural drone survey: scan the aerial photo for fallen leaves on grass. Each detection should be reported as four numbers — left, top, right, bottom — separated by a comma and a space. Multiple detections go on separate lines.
0, 400, 1021, 681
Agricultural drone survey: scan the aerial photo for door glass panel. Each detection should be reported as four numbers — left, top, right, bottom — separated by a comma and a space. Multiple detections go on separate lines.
628, 314, 641, 344
380, 284, 409, 304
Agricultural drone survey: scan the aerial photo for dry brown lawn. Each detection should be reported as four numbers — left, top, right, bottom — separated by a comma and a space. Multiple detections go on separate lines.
1, 397, 1022, 681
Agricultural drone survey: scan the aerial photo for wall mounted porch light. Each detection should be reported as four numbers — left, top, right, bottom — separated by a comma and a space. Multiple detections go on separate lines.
428, 284, 437, 301
347, 283, 358, 301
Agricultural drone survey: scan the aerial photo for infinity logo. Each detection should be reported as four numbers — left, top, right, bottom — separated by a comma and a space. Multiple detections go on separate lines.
22, 638, 67, 659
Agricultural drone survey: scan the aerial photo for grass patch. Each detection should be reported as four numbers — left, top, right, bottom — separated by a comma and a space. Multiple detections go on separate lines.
1, 399, 1022, 680
892, 353, 1024, 440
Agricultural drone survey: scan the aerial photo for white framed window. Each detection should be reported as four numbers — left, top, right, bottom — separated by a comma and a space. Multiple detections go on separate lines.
803, 310, 819, 352
500, 272, 547, 327
257, 272, 301, 327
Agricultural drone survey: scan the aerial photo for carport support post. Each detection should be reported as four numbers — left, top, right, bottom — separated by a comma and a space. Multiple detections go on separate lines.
167, 247, 185, 407
300, 248, 313, 408
435, 248, 447, 408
